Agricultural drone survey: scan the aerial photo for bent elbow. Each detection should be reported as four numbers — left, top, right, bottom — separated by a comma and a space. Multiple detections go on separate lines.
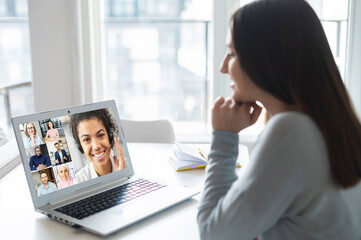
198, 209, 243, 240
197, 209, 219, 240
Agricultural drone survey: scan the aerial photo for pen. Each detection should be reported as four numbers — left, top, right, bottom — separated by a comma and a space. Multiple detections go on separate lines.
198, 148, 207, 160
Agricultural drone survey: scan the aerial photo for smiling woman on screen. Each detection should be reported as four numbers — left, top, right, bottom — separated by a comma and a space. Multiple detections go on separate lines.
197, 0, 361, 239
57, 164, 74, 189
71, 109, 125, 183
44, 120, 59, 142
23, 122, 44, 148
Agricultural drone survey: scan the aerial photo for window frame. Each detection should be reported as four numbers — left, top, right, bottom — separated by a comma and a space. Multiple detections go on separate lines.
345, 0, 361, 118
26, 0, 361, 137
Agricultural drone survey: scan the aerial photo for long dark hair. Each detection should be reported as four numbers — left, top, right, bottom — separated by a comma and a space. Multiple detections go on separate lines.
231, 0, 361, 188
47, 120, 54, 129
70, 109, 119, 154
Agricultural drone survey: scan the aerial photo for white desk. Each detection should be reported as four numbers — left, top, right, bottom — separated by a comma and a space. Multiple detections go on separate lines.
0, 143, 249, 240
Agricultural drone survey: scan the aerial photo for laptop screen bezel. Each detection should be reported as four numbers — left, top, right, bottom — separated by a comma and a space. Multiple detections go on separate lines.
12, 100, 135, 209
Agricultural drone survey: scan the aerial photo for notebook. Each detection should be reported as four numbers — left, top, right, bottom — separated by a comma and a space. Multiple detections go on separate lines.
169, 142, 242, 171
12, 100, 199, 236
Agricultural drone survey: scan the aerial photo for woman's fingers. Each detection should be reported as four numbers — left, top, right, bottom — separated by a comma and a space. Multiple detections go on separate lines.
114, 155, 119, 170
212, 97, 263, 132
214, 97, 237, 111
223, 97, 235, 108
114, 136, 125, 170
239, 102, 262, 125
213, 96, 225, 109
250, 102, 263, 125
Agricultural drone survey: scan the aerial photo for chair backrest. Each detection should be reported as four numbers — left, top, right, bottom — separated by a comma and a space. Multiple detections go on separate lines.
119, 119, 175, 143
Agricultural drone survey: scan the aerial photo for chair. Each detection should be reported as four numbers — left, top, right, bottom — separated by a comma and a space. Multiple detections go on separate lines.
120, 119, 175, 143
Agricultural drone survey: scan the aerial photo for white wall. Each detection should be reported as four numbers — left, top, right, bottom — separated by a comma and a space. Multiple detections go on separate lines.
27, 0, 81, 112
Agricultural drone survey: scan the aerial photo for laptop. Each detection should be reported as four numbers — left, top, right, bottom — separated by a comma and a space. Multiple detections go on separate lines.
12, 100, 199, 236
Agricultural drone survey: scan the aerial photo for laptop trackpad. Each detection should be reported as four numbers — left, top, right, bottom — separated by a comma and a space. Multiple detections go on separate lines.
108, 203, 151, 220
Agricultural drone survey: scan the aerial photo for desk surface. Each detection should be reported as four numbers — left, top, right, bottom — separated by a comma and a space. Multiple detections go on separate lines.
0, 143, 249, 240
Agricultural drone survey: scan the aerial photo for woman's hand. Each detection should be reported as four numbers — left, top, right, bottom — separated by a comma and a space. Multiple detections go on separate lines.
30, 134, 36, 146
113, 136, 125, 171
212, 96, 262, 133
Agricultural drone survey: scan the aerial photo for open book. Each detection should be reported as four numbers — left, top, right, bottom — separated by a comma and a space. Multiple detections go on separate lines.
169, 142, 242, 171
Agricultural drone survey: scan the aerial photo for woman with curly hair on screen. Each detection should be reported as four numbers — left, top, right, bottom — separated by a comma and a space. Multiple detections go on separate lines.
71, 109, 125, 183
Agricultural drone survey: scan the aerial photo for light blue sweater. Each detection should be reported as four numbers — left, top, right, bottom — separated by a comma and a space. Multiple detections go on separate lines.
198, 112, 361, 240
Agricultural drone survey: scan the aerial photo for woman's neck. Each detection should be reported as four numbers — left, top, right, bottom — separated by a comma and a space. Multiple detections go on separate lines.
94, 160, 112, 177
260, 93, 301, 117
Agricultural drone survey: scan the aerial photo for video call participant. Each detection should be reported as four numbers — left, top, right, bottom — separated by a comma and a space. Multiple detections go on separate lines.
44, 120, 59, 141
23, 122, 44, 148
54, 142, 69, 165
37, 172, 58, 196
29, 146, 52, 171
57, 164, 74, 189
197, 0, 361, 239
70, 109, 125, 183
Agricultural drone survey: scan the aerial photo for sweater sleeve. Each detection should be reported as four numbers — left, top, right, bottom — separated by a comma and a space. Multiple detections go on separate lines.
197, 117, 314, 240
198, 130, 239, 210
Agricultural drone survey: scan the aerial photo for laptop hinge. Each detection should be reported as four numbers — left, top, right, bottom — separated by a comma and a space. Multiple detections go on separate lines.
48, 177, 129, 207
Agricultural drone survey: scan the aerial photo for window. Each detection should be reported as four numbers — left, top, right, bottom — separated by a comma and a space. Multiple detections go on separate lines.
101, 0, 351, 141
307, 0, 350, 79
102, 0, 211, 140
22, 0, 359, 145
0, 0, 33, 138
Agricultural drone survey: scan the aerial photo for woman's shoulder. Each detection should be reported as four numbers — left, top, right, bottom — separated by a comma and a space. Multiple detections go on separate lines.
75, 163, 93, 183
254, 111, 327, 163
251, 112, 330, 188
23, 137, 30, 145
260, 111, 322, 142
267, 111, 316, 130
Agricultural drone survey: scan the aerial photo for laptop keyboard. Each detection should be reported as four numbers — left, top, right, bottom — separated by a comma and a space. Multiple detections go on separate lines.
55, 178, 166, 220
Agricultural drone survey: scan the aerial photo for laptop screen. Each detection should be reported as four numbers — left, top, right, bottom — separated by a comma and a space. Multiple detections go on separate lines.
17, 107, 129, 197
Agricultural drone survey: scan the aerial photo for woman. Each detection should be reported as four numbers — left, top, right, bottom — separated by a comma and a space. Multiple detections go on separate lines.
57, 164, 74, 189
44, 120, 59, 141
23, 122, 44, 148
197, 1, 361, 239
71, 109, 125, 183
